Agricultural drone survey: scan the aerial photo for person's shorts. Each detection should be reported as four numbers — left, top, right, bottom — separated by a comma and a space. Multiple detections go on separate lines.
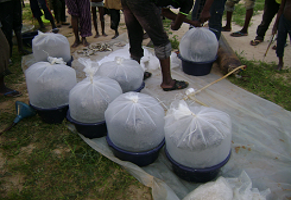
225, 0, 255, 12
90, 1, 104, 7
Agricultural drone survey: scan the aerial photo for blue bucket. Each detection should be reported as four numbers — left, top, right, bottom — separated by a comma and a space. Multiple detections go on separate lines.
178, 54, 217, 76
107, 136, 165, 166
165, 148, 231, 182
66, 110, 107, 139
30, 103, 69, 124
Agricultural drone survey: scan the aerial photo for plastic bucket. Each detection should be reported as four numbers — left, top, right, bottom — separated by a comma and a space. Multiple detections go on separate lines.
178, 54, 217, 76
106, 136, 165, 166
133, 82, 145, 92
165, 148, 231, 182
30, 103, 69, 124
66, 110, 107, 139
22, 31, 38, 48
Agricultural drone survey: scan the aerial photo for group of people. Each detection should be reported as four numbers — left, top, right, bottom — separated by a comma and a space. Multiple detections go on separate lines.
0, 0, 290, 97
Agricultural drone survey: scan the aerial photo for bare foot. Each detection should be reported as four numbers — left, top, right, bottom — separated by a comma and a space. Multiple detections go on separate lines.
82, 38, 89, 47
71, 40, 81, 48
102, 33, 108, 37
94, 34, 100, 38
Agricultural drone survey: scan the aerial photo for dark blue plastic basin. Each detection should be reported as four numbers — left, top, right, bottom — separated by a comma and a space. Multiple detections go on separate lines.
165, 148, 231, 182
134, 81, 145, 92
66, 110, 107, 139
106, 136, 165, 166
30, 103, 69, 124
178, 54, 217, 76
22, 31, 38, 48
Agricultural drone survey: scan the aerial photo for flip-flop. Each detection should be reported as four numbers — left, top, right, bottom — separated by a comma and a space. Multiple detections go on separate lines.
250, 39, 263, 46
143, 71, 152, 80
162, 79, 189, 91
230, 31, 248, 37
0, 90, 22, 97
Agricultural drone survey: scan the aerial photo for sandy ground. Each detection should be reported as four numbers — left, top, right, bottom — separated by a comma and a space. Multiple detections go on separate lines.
53, 10, 290, 72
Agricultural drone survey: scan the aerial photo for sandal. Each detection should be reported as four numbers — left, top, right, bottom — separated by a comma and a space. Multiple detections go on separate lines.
230, 31, 248, 37
162, 79, 189, 91
143, 71, 152, 80
250, 39, 263, 46
222, 26, 231, 32
0, 90, 22, 97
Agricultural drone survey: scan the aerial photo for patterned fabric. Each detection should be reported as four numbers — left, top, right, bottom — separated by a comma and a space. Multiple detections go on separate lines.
65, 0, 92, 37
225, 0, 255, 12
0, 28, 11, 78
104, 0, 122, 10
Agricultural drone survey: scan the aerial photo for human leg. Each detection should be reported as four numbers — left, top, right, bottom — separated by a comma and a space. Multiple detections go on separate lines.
208, 0, 227, 40
92, 6, 100, 38
71, 15, 81, 47
222, 0, 237, 31
122, 0, 188, 90
98, 7, 107, 36
37, 0, 58, 30
109, 9, 120, 39
275, 15, 290, 70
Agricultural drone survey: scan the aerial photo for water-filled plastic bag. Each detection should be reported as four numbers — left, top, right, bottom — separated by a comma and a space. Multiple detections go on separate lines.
96, 57, 144, 92
165, 100, 232, 168
32, 31, 71, 63
105, 92, 165, 152
179, 27, 218, 62
25, 59, 77, 109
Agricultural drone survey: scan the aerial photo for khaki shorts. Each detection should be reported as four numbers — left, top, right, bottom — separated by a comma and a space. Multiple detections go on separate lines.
225, 0, 255, 12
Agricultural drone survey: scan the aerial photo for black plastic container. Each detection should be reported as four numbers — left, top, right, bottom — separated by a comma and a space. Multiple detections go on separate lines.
165, 148, 231, 183
178, 54, 217, 76
106, 136, 165, 166
22, 31, 38, 48
66, 56, 74, 67
30, 103, 69, 124
66, 110, 107, 139
134, 81, 145, 92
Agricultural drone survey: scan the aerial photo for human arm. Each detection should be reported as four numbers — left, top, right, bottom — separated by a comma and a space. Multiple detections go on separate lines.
199, 0, 214, 23
272, 0, 286, 35
161, 8, 202, 29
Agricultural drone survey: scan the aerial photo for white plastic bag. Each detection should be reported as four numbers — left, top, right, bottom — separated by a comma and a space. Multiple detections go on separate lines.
25, 57, 77, 109
105, 92, 165, 152
179, 27, 218, 62
69, 58, 122, 123
96, 57, 144, 92
164, 100, 232, 168
32, 31, 71, 63
183, 171, 271, 200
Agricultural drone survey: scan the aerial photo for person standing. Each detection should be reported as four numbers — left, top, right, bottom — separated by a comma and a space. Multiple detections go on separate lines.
191, 0, 227, 40
51, 0, 70, 27
0, 23, 22, 97
104, 0, 121, 39
250, 0, 280, 46
91, 0, 107, 38
222, 0, 255, 37
121, 0, 199, 91
0, 0, 30, 58
272, 0, 290, 70
29, 0, 59, 33
65, 0, 92, 47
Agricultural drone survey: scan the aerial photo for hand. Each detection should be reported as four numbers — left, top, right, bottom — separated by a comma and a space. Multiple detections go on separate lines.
171, 21, 181, 30
190, 20, 202, 27
272, 25, 278, 35
199, 10, 211, 23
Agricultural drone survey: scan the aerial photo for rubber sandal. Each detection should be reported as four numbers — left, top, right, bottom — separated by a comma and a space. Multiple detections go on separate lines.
52, 28, 59, 33
230, 31, 248, 37
162, 79, 189, 91
250, 39, 263, 46
0, 90, 22, 97
143, 72, 152, 80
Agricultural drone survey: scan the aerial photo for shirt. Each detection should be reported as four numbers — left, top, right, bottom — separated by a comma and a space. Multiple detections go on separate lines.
153, 0, 193, 15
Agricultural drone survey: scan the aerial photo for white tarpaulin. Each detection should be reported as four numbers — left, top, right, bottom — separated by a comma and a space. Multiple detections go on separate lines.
22, 35, 291, 200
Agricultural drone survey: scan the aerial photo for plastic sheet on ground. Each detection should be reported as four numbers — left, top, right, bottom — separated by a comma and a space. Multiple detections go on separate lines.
22, 35, 291, 200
